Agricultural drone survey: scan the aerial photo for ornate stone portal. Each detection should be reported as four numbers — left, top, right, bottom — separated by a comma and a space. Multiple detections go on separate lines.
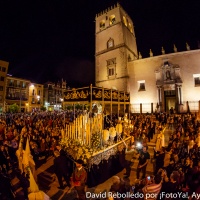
155, 61, 183, 113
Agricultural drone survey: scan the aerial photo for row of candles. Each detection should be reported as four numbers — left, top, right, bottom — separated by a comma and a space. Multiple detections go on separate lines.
61, 113, 134, 147
64, 114, 103, 146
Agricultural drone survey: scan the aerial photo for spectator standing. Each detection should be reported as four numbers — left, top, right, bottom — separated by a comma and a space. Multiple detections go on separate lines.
163, 147, 172, 169
109, 176, 129, 200
16, 170, 30, 200
162, 171, 180, 193
154, 147, 165, 175
71, 159, 87, 200
0, 171, 15, 199
124, 144, 135, 178
0, 145, 10, 172
53, 150, 71, 189
39, 138, 48, 162
195, 132, 200, 147
142, 174, 162, 200
137, 146, 150, 179
148, 123, 155, 142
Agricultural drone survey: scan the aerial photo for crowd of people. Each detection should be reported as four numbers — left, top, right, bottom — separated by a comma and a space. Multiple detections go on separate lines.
110, 112, 200, 200
0, 110, 200, 200
0, 111, 85, 199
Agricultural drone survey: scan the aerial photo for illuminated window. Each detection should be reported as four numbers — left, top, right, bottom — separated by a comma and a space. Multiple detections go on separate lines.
123, 16, 127, 26
17, 80, 20, 87
193, 74, 200, 87
100, 20, 105, 30
109, 15, 116, 25
128, 23, 133, 33
138, 80, 146, 91
108, 68, 115, 76
22, 82, 26, 88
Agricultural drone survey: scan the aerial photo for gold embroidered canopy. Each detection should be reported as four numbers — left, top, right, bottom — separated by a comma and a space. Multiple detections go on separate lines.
63, 85, 130, 103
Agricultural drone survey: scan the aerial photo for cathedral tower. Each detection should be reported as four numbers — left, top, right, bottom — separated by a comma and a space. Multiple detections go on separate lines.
95, 3, 138, 91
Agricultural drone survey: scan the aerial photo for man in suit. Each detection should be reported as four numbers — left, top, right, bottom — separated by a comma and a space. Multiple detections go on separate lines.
71, 159, 87, 200
53, 150, 71, 189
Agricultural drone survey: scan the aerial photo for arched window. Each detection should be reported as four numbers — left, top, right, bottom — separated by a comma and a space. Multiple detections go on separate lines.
109, 15, 116, 25
100, 20, 105, 30
123, 16, 127, 26
107, 38, 114, 48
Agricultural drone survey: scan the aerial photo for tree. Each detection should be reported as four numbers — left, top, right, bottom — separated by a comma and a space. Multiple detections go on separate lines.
40, 106, 46, 111
9, 103, 19, 113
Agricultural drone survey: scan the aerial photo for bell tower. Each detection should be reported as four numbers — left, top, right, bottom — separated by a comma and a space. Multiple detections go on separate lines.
95, 3, 138, 91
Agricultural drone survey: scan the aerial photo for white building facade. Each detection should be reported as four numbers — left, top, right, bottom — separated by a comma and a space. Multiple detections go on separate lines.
95, 3, 200, 113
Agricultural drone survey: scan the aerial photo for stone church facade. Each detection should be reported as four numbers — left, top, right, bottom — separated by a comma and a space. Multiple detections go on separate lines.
95, 3, 200, 113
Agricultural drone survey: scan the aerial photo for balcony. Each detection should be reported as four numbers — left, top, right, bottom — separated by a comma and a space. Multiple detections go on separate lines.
7, 84, 27, 89
6, 96, 28, 101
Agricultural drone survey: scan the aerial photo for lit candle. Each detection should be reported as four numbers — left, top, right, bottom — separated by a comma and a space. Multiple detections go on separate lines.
82, 115, 84, 143
88, 120, 90, 146
70, 124, 72, 139
65, 123, 67, 138
61, 128, 64, 139
77, 116, 79, 139
67, 124, 69, 138
75, 118, 78, 140
86, 123, 89, 145
73, 120, 75, 139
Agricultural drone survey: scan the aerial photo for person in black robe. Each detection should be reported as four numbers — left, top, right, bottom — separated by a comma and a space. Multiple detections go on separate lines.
154, 147, 165, 174
53, 150, 71, 189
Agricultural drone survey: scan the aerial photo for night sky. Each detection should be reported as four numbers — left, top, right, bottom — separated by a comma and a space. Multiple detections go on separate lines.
0, 0, 200, 87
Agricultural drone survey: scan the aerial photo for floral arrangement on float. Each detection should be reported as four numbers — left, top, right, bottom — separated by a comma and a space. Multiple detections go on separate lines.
91, 132, 101, 150
59, 113, 132, 165
60, 132, 102, 164
60, 138, 94, 164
